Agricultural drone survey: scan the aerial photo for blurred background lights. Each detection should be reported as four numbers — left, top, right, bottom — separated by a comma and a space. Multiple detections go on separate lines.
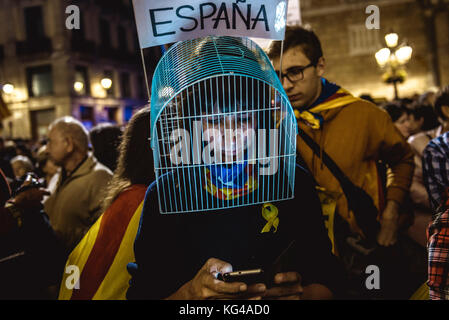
375, 48, 391, 67
100, 78, 112, 89
74, 81, 84, 92
2, 83, 14, 94
385, 32, 399, 48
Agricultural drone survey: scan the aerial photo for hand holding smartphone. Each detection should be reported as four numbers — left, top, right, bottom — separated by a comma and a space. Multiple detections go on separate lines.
217, 268, 265, 285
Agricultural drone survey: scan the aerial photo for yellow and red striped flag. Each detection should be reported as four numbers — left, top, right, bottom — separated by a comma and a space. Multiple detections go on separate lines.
58, 185, 147, 300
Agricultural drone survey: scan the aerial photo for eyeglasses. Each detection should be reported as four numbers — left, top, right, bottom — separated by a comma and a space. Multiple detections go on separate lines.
276, 63, 315, 83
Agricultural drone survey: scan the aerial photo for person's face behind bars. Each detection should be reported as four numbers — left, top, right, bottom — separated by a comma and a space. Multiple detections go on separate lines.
202, 100, 257, 164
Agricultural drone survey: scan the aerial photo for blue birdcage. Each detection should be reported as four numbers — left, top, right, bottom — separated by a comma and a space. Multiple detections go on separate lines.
150, 36, 297, 214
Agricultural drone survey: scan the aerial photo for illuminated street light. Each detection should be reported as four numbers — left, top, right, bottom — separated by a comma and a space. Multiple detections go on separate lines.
385, 32, 399, 48
375, 48, 391, 67
74, 81, 84, 93
2, 83, 14, 94
395, 45, 413, 64
375, 32, 412, 100
101, 78, 112, 90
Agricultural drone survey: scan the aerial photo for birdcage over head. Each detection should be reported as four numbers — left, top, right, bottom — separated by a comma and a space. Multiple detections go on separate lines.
150, 36, 297, 214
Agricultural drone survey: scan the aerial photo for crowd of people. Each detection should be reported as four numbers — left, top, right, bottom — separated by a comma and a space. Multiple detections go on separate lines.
1, 25, 449, 300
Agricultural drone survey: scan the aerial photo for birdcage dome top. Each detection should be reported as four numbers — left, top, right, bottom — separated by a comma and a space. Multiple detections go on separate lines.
150, 36, 289, 143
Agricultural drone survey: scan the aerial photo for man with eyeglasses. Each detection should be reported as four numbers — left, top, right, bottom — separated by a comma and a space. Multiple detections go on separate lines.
268, 26, 417, 299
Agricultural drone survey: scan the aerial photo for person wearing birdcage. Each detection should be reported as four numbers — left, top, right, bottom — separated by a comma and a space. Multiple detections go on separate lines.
126, 36, 345, 300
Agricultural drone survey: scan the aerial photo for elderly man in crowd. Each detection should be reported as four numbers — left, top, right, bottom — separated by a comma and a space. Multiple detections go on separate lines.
44, 117, 112, 250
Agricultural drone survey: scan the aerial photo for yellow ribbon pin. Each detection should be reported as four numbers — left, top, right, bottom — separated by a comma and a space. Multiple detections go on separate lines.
261, 203, 279, 233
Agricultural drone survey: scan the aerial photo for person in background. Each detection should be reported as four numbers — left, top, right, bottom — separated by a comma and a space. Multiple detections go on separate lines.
419, 91, 437, 108
0, 169, 67, 299
58, 107, 154, 300
89, 123, 123, 172
407, 87, 449, 208
428, 200, 449, 300
422, 131, 449, 299
0, 137, 14, 180
406, 102, 440, 137
44, 116, 113, 251
268, 25, 415, 299
359, 94, 376, 105
14, 141, 35, 164
36, 145, 60, 202
10, 155, 35, 192
10, 155, 34, 179
423, 132, 449, 212
381, 102, 411, 138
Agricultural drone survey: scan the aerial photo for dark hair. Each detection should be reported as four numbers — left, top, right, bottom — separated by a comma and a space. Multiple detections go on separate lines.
102, 106, 153, 210
407, 101, 440, 131
267, 25, 323, 65
435, 86, 449, 120
0, 169, 11, 206
381, 102, 408, 122
359, 94, 375, 104
182, 75, 269, 117
400, 98, 414, 107
89, 123, 123, 172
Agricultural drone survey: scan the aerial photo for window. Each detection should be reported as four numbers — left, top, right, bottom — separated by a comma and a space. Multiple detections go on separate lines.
124, 106, 139, 122
30, 108, 55, 140
348, 24, 381, 56
24, 6, 45, 40
104, 70, 114, 97
118, 25, 128, 52
26, 65, 53, 97
120, 72, 131, 98
137, 75, 146, 100
74, 66, 90, 95
105, 106, 118, 124
79, 106, 95, 130
72, 8, 86, 41
99, 19, 111, 48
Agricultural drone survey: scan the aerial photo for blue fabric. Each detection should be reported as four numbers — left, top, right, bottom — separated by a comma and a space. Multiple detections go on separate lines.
208, 161, 248, 189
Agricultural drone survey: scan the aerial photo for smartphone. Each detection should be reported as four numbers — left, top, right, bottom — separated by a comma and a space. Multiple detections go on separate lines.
217, 268, 265, 284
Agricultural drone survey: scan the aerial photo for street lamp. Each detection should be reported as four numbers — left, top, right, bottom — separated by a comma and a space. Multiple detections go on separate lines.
2, 83, 14, 94
74, 81, 84, 93
375, 32, 413, 100
101, 78, 112, 90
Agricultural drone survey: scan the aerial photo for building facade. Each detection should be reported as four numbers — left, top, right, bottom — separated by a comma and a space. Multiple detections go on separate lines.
300, 0, 449, 100
0, 0, 152, 139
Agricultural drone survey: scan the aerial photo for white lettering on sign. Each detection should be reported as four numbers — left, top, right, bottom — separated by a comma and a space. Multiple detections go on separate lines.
132, 0, 288, 48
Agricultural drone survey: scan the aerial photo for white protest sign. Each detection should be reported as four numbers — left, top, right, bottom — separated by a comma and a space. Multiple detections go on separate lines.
251, 0, 301, 50
287, 0, 301, 26
132, 0, 288, 48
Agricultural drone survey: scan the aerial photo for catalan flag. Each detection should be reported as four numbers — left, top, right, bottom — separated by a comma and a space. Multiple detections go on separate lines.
294, 78, 360, 129
204, 164, 257, 201
58, 185, 147, 300
0, 95, 10, 120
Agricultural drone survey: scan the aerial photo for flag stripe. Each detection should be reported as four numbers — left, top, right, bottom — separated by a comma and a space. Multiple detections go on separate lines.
71, 185, 147, 300
92, 200, 144, 299
58, 215, 103, 300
